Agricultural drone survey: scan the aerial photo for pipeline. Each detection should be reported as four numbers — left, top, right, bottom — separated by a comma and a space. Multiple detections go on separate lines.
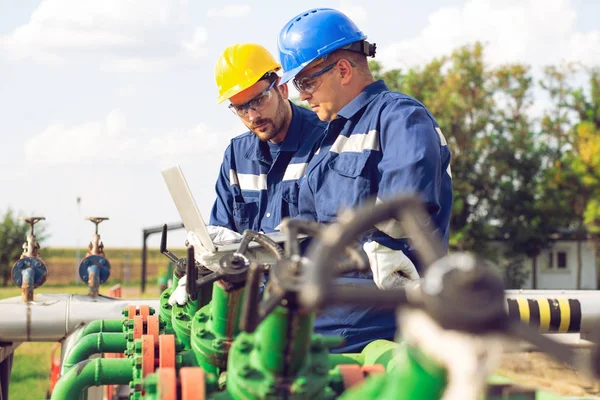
504, 290, 600, 335
50, 358, 133, 400
61, 332, 127, 373
329, 340, 399, 371
0, 294, 159, 342
73, 319, 123, 342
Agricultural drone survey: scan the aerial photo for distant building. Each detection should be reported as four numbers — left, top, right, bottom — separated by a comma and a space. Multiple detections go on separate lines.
489, 231, 598, 290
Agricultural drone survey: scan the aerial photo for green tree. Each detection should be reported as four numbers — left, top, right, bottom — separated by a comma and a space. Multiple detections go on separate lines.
372, 43, 501, 254
371, 43, 578, 288
487, 64, 564, 287
540, 66, 600, 286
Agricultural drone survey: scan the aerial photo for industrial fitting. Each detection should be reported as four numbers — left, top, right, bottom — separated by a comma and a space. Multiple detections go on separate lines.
11, 216, 49, 302
78, 217, 111, 296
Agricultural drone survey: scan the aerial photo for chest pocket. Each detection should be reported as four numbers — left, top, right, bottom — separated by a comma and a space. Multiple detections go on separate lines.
281, 181, 300, 218
233, 200, 259, 232
323, 152, 372, 218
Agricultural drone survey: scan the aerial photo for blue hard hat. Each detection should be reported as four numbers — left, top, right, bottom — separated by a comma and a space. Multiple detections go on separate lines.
278, 8, 367, 84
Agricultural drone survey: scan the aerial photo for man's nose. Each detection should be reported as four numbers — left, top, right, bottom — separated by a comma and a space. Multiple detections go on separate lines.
247, 107, 261, 121
299, 91, 312, 101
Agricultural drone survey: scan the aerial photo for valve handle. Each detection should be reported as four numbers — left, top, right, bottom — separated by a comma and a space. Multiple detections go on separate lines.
192, 229, 284, 293
298, 193, 600, 380
160, 224, 180, 264
20, 216, 45, 236
302, 195, 444, 310
85, 217, 109, 234
186, 246, 200, 301
239, 218, 368, 333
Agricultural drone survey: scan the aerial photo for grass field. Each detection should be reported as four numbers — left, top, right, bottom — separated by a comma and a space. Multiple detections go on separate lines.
1, 284, 160, 400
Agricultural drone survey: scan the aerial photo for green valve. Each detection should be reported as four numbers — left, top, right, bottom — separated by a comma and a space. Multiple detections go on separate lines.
191, 282, 246, 374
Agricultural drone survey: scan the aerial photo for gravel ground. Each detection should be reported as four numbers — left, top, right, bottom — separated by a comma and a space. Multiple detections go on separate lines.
498, 351, 600, 398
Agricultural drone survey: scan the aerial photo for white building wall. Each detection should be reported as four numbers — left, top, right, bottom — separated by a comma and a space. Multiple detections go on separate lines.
519, 240, 597, 290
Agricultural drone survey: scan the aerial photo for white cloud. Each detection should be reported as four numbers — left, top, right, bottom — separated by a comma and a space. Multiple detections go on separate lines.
378, 0, 600, 71
206, 5, 251, 18
338, 1, 367, 25
182, 27, 209, 61
0, 0, 207, 71
24, 111, 233, 165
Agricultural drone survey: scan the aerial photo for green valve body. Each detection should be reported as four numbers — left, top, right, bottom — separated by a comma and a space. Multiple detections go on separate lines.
170, 274, 214, 349
339, 344, 447, 400
159, 287, 175, 333
191, 282, 245, 374
226, 306, 337, 400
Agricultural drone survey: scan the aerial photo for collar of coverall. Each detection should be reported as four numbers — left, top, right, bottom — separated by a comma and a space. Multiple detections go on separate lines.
245, 100, 303, 161
336, 79, 389, 120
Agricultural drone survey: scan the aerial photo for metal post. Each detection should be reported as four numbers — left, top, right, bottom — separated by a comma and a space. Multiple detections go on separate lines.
141, 232, 148, 293
140, 222, 184, 294
75, 197, 82, 284
0, 352, 13, 400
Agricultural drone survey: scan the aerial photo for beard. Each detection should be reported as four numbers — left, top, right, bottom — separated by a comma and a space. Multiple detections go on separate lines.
250, 92, 286, 142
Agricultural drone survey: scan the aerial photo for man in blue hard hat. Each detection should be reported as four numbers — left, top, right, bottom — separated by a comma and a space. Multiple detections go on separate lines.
277, 8, 453, 352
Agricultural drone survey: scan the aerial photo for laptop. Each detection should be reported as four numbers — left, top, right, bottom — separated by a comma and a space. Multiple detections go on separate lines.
161, 165, 294, 255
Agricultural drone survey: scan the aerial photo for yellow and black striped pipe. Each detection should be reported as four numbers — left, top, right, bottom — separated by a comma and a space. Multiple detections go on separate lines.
506, 298, 582, 333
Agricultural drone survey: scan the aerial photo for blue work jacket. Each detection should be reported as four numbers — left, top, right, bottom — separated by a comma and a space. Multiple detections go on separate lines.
209, 102, 326, 233
299, 80, 453, 353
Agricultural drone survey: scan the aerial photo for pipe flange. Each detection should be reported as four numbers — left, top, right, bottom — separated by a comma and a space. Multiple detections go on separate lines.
11, 257, 48, 288
78, 255, 111, 284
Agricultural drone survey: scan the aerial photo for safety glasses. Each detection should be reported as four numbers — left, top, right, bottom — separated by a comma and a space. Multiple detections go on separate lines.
228, 79, 277, 118
293, 61, 338, 94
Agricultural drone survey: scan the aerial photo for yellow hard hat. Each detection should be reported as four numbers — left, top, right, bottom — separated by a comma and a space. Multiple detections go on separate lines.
215, 43, 281, 104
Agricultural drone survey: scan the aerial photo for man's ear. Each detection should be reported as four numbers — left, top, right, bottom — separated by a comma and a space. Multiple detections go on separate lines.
278, 80, 289, 99
337, 59, 353, 85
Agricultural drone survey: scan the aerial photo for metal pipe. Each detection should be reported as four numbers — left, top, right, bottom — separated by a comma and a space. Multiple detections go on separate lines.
0, 294, 159, 342
74, 319, 123, 342
504, 290, 600, 334
87, 264, 99, 297
50, 358, 133, 400
21, 268, 34, 303
328, 340, 400, 370
61, 333, 127, 373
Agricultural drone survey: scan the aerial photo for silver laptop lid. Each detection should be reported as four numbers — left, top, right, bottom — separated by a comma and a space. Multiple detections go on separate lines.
161, 165, 217, 253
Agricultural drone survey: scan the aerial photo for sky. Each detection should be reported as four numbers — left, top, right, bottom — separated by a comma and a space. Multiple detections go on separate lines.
1, 0, 599, 249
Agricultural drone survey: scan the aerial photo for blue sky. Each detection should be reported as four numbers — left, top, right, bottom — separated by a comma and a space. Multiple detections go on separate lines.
1, 0, 599, 249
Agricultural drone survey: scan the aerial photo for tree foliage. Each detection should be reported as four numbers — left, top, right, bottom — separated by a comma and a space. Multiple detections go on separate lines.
370, 42, 599, 279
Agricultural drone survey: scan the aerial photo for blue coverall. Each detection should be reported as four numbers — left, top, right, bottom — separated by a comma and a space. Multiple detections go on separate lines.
298, 80, 453, 353
209, 101, 326, 233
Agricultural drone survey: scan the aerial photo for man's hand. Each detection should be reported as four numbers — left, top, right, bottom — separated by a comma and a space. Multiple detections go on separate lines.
206, 225, 243, 244
363, 241, 420, 290
186, 231, 221, 271
168, 275, 188, 306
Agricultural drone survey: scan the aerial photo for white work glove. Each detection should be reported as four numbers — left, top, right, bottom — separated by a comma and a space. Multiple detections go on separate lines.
363, 241, 420, 290
168, 275, 188, 306
206, 225, 243, 245
186, 231, 222, 272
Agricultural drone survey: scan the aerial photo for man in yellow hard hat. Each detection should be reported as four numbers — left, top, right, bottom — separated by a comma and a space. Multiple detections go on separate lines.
170, 43, 326, 305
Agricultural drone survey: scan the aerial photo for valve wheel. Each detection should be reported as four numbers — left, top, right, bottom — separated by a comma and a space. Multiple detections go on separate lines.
126, 304, 137, 320
157, 368, 177, 400
338, 364, 365, 388
147, 315, 160, 342
180, 367, 206, 400
141, 335, 156, 378
133, 316, 144, 339
361, 364, 385, 376
139, 305, 151, 321
159, 334, 176, 369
